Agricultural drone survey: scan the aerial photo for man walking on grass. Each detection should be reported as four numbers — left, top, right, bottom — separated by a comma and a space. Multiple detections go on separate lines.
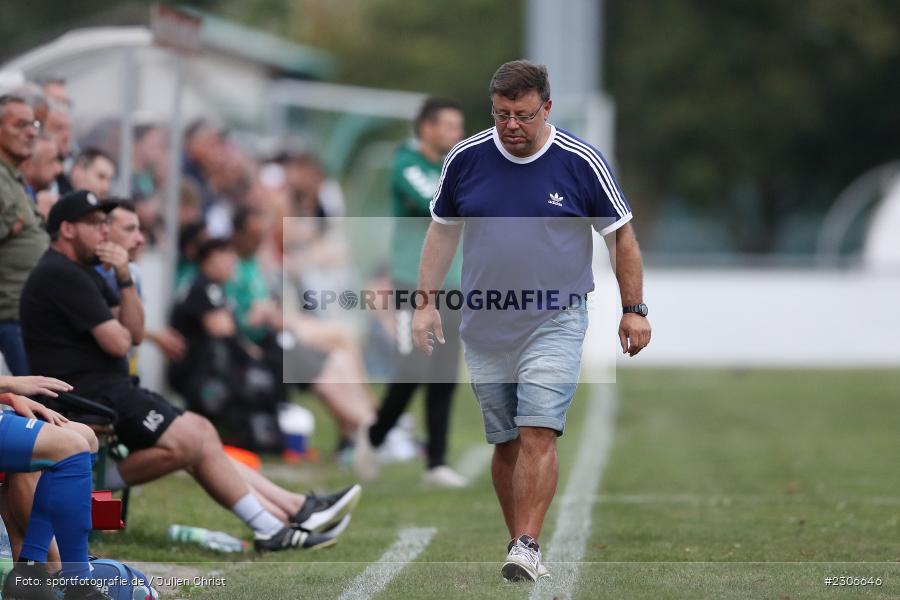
354, 97, 468, 487
412, 60, 651, 582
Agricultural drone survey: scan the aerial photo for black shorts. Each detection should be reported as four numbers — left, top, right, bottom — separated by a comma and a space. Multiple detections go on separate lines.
73, 375, 184, 452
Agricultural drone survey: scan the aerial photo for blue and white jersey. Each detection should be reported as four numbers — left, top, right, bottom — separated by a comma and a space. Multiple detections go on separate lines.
430, 124, 632, 349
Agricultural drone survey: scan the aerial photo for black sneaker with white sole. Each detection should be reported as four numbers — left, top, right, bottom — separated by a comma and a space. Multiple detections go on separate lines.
502, 535, 542, 582
255, 514, 352, 552
2, 561, 55, 600
61, 582, 114, 600
290, 484, 361, 532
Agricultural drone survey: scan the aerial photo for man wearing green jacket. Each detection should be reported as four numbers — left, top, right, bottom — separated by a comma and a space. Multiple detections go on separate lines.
355, 98, 467, 486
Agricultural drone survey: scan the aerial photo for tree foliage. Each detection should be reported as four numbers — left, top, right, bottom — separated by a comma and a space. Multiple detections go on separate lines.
606, 0, 900, 251
8, 0, 900, 252
220, 0, 523, 132
0, 1, 219, 62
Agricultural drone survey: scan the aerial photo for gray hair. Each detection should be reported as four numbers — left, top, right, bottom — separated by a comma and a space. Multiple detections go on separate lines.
0, 94, 29, 121
11, 82, 47, 111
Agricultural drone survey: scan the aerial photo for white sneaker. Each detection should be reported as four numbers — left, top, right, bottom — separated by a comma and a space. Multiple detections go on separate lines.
379, 418, 420, 464
352, 426, 379, 481
537, 562, 551, 581
422, 465, 468, 488
502, 535, 541, 582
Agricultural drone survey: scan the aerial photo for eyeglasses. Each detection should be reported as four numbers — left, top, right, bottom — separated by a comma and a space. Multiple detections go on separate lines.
10, 119, 40, 132
490, 103, 545, 124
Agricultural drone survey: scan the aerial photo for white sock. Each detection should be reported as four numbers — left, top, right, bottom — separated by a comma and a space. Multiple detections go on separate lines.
232, 493, 283, 536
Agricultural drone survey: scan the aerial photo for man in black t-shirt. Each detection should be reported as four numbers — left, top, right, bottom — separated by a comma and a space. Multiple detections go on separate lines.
21, 193, 155, 443
20, 191, 361, 552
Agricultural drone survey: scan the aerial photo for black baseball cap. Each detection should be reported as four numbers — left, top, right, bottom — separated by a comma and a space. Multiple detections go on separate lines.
46, 190, 118, 234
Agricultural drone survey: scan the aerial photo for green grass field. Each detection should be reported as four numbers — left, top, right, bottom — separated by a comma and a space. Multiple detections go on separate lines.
90, 369, 900, 599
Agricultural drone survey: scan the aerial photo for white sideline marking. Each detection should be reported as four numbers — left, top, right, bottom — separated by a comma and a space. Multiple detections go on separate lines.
338, 526, 437, 600
531, 385, 618, 600
594, 493, 900, 506
454, 445, 493, 482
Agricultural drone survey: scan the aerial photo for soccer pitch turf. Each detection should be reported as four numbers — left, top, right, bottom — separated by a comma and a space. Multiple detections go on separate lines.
90, 369, 900, 599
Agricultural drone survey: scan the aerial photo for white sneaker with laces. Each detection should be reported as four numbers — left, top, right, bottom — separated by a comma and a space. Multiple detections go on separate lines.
352, 426, 379, 481
502, 535, 541, 582
422, 465, 468, 488
378, 415, 420, 463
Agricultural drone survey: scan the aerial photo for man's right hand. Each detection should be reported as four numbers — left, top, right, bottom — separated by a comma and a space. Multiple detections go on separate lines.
412, 306, 445, 356
8, 214, 24, 237
95, 241, 130, 281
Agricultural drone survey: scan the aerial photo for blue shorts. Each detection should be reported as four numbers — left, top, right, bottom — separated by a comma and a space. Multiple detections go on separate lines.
0, 410, 45, 472
463, 305, 587, 444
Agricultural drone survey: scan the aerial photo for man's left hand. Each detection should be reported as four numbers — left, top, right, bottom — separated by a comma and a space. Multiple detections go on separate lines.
95, 241, 130, 280
619, 313, 651, 357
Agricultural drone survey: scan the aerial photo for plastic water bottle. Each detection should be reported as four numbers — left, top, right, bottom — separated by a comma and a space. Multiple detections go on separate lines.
279, 404, 315, 458
1, 518, 13, 599
0, 517, 13, 593
168, 524, 245, 553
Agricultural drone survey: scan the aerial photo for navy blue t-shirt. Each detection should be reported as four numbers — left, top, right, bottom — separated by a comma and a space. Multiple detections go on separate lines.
430, 125, 632, 349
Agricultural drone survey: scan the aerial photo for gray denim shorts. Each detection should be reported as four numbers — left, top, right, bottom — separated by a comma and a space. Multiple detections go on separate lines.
463, 305, 587, 444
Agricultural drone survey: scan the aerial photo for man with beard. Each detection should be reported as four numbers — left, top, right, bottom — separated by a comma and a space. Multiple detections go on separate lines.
95, 201, 187, 371
20, 191, 362, 553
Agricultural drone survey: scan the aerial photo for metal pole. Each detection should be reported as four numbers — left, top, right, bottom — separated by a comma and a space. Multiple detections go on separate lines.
162, 56, 185, 305
116, 47, 137, 197
526, 0, 601, 97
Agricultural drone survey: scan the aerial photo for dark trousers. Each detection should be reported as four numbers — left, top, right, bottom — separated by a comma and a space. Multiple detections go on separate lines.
0, 320, 30, 376
369, 381, 456, 469
368, 283, 463, 469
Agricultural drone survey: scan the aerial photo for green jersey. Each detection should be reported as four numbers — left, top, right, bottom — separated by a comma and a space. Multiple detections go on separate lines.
224, 256, 270, 343
389, 140, 462, 288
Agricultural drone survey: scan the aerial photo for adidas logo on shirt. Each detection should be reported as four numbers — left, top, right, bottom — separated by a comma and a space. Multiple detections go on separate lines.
548, 192, 564, 207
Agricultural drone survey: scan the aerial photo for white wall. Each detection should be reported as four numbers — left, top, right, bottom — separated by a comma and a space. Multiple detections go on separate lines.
611, 267, 900, 368
865, 173, 900, 270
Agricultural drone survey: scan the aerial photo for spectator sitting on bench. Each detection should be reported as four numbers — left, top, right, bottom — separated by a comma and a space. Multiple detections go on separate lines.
0, 374, 112, 600
95, 200, 187, 370
231, 207, 375, 454
19, 191, 361, 552
98, 202, 333, 517
169, 237, 285, 452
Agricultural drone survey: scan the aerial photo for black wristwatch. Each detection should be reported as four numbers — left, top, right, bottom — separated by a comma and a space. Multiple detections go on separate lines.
623, 303, 648, 317
118, 276, 134, 289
